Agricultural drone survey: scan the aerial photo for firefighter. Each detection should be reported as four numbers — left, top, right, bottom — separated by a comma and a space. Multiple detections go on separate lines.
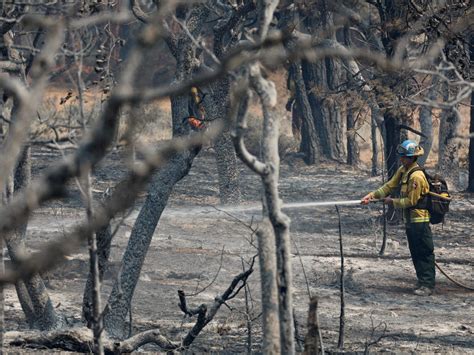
184, 86, 206, 131
361, 140, 435, 296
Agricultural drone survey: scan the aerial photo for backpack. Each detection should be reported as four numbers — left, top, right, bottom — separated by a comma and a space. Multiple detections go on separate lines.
407, 167, 451, 224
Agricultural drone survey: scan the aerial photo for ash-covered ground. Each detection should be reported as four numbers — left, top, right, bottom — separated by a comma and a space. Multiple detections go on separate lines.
4, 146, 474, 353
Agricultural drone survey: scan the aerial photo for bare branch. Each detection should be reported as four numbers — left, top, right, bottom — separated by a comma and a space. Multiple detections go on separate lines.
69, 9, 133, 29
179, 260, 254, 348
230, 78, 267, 175
0, 61, 22, 72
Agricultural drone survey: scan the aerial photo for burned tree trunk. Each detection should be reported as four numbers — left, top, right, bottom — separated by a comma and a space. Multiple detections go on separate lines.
467, 36, 473, 192
417, 77, 438, 167
344, 26, 359, 167
6, 101, 61, 331
346, 104, 359, 166
384, 112, 401, 178
371, 115, 379, 176
469, 90, 474, 192
302, 59, 345, 161
103, 4, 210, 338
438, 82, 460, 182
103, 144, 200, 338
303, 297, 322, 355
300, 10, 345, 162
289, 62, 320, 164
205, 79, 241, 204
102, 73, 202, 338
82, 222, 112, 327
375, 0, 410, 177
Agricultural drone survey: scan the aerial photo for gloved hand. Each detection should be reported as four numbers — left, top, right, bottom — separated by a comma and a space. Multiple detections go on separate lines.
361, 193, 374, 205
383, 196, 394, 205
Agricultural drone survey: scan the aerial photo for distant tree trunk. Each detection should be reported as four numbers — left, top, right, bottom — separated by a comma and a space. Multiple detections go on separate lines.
468, 90, 474, 192
214, 132, 241, 204
376, 0, 408, 177
302, 60, 342, 160
418, 77, 438, 167
206, 79, 241, 204
325, 96, 346, 161
383, 112, 400, 178
82, 223, 112, 327
300, 9, 345, 162
289, 62, 320, 164
467, 36, 474, 192
344, 26, 358, 167
438, 82, 460, 182
371, 114, 379, 176
346, 104, 359, 166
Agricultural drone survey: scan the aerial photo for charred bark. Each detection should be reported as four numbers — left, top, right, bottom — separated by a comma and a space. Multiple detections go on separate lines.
103, 4, 210, 338
468, 90, 474, 192
383, 112, 400, 179
103, 89, 202, 338
82, 222, 112, 327
467, 36, 474, 192
289, 62, 320, 164
371, 114, 379, 177
300, 10, 345, 162
206, 79, 241, 204
417, 77, 438, 167
438, 82, 460, 182
7, 101, 61, 330
346, 104, 359, 166
303, 296, 322, 355
302, 60, 338, 160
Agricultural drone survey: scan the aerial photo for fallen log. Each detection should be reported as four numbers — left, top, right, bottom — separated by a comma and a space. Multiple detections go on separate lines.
6, 327, 179, 354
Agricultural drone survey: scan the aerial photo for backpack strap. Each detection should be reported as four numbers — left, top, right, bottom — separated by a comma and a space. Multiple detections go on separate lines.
405, 166, 429, 210
406, 166, 422, 182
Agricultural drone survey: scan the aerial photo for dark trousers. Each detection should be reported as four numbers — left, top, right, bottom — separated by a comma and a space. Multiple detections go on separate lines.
405, 222, 435, 288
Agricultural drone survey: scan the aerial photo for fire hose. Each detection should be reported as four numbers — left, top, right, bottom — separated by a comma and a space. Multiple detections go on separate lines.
434, 262, 474, 291
280, 198, 473, 291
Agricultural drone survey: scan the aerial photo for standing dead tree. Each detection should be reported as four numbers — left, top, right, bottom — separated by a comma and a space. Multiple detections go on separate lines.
0, 12, 66, 331
233, 65, 296, 353
231, 2, 295, 353
101, 3, 212, 339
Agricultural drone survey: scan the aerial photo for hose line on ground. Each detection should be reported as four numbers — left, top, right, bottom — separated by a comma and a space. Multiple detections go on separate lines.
435, 261, 474, 291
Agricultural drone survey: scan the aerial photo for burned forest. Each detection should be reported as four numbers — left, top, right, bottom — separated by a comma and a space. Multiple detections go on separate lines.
0, 0, 473, 354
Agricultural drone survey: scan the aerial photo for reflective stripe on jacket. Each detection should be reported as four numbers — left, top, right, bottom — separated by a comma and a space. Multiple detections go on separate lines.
371, 162, 430, 223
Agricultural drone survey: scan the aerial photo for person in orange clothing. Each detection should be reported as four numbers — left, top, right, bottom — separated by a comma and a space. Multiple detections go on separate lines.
362, 140, 435, 296
185, 87, 206, 130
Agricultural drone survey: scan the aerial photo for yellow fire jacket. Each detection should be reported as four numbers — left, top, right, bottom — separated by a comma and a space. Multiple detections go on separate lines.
371, 162, 430, 223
